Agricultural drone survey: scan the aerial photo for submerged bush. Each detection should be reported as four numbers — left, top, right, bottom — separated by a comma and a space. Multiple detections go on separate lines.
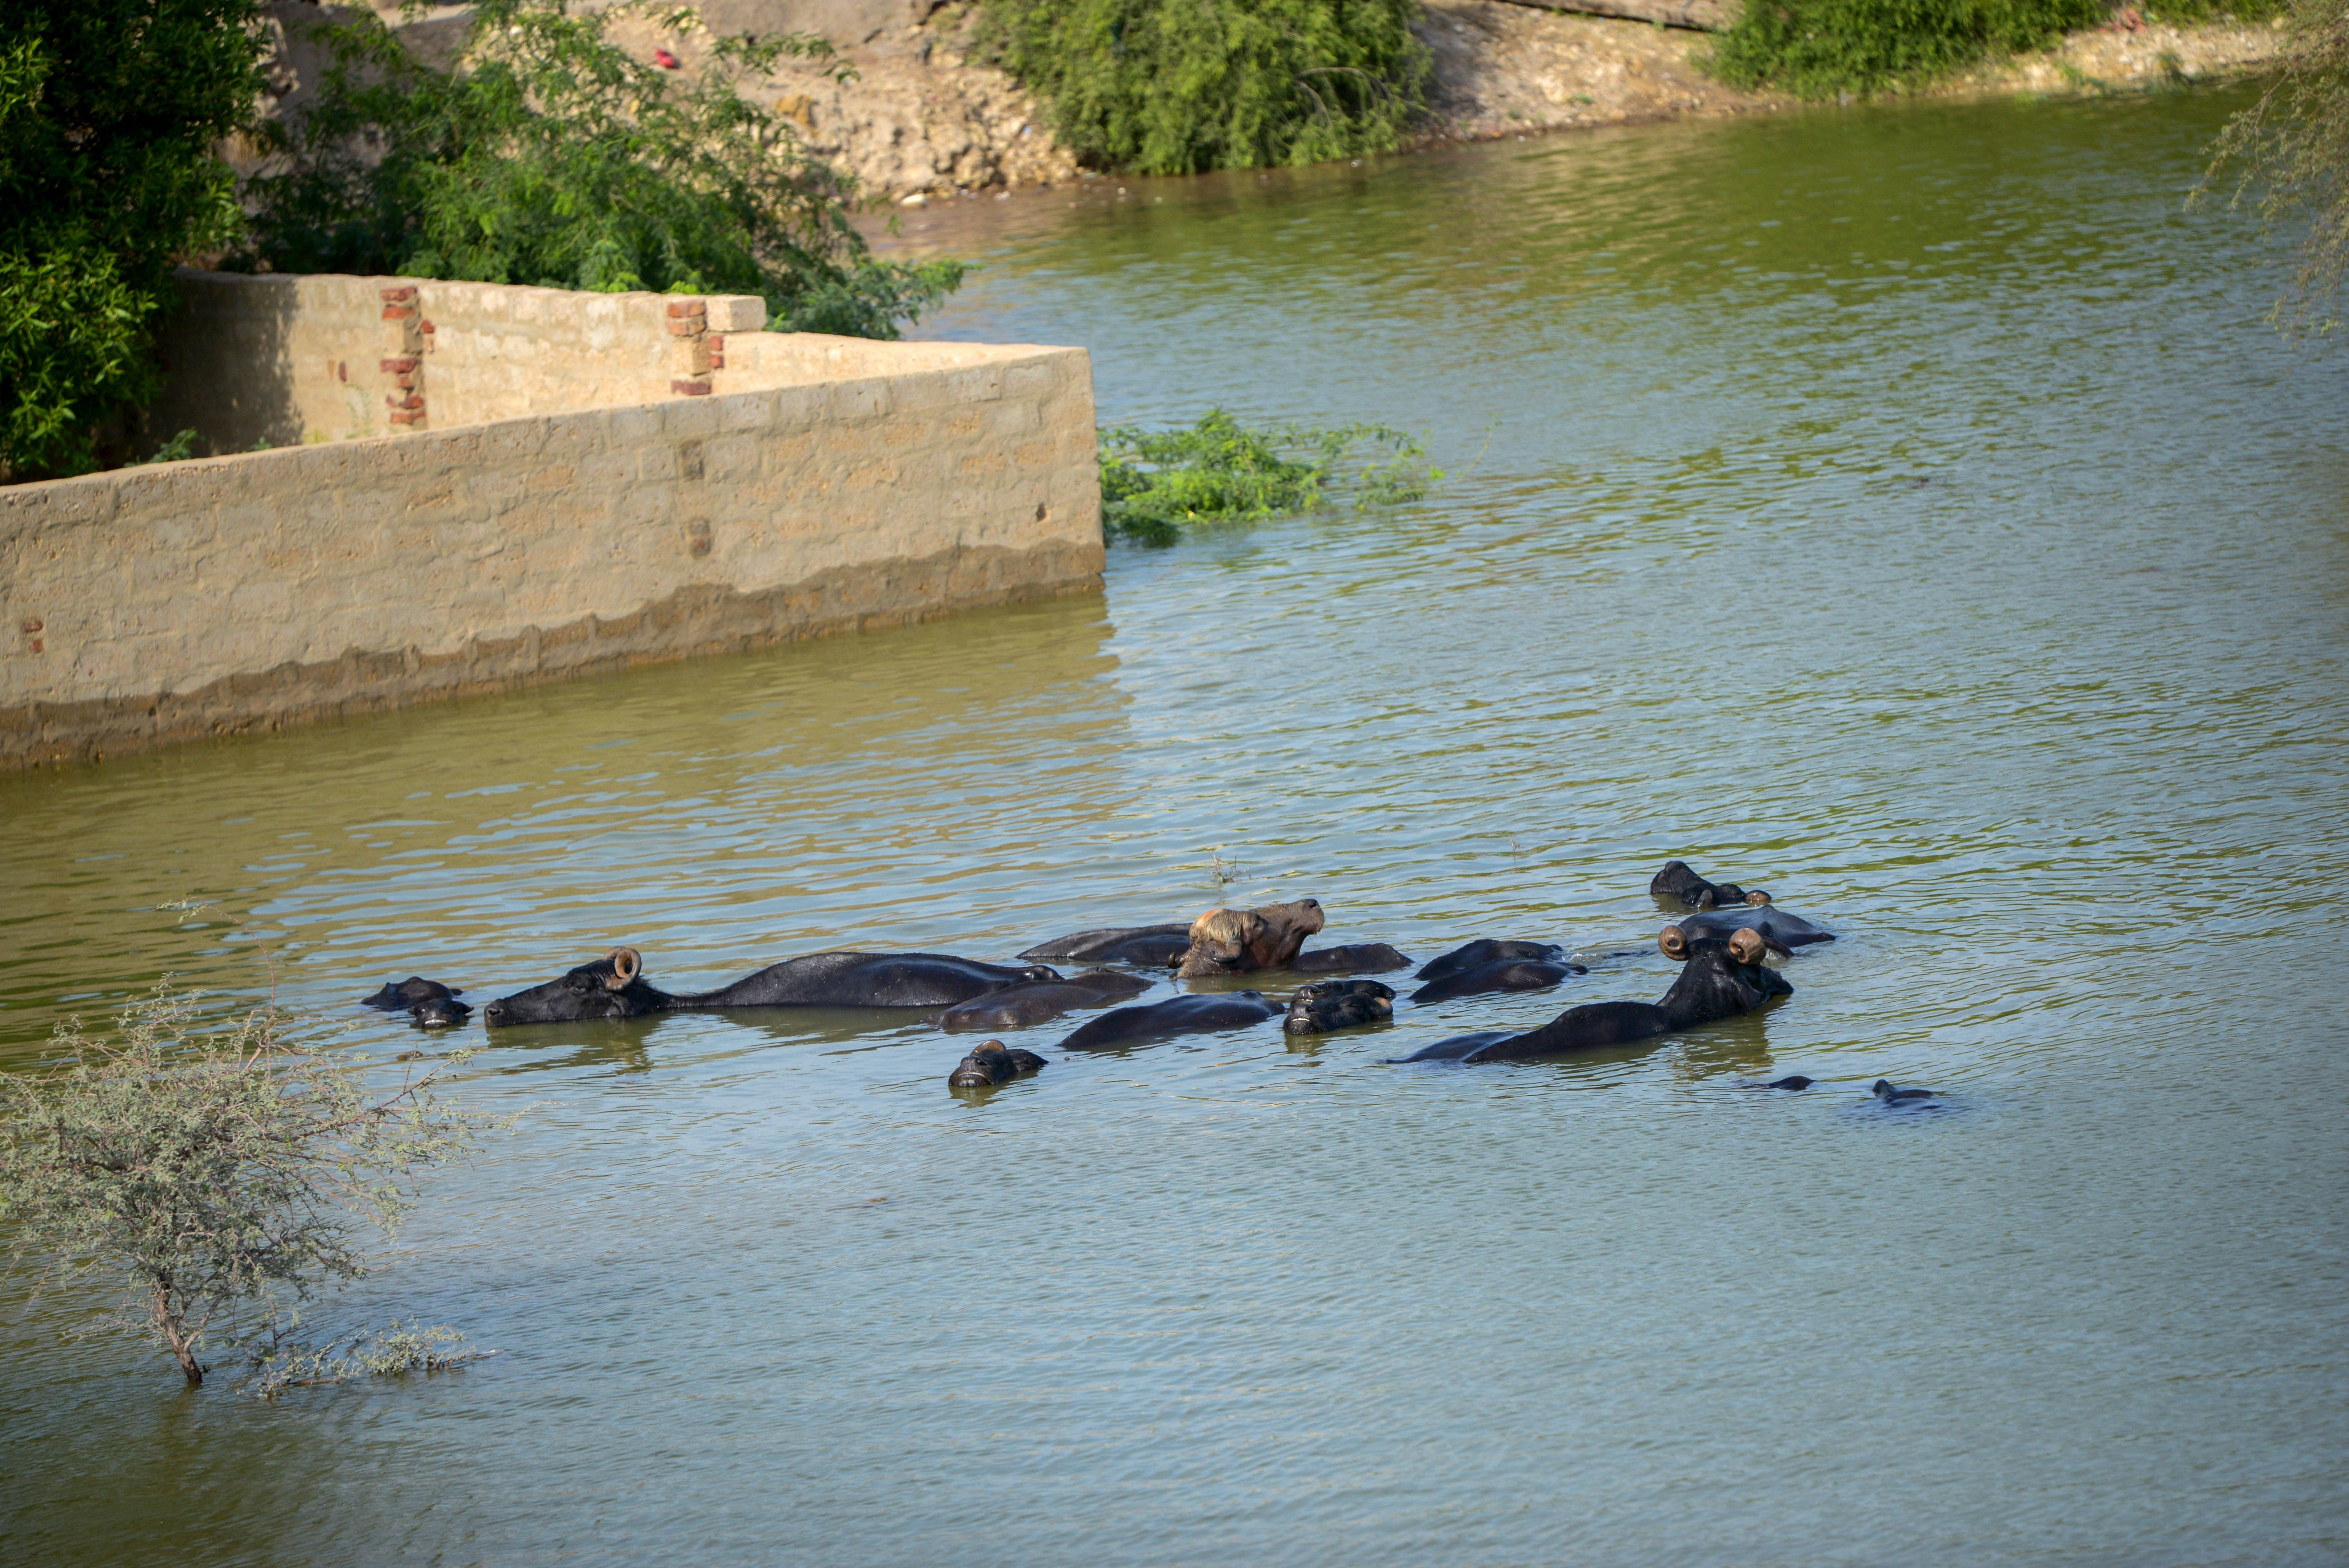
241, 0, 961, 338
978, 0, 1430, 174
2201, 0, 2349, 335
1709, 0, 2107, 97
0, 1, 265, 480
1100, 409, 1438, 543
0, 987, 502, 1388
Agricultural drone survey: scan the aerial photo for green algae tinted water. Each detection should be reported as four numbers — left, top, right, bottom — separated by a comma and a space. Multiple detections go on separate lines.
4, 87, 2346, 1565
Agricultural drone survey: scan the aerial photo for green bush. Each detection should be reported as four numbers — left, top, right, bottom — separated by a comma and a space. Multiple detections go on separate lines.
978, 0, 1430, 175
1709, 0, 2109, 97
1100, 409, 1438, 544
242, 0, 961, 338
0, 4, 264, 480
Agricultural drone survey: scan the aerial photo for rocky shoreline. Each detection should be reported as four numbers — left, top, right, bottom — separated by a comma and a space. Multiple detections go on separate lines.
697, 4, 2290, 202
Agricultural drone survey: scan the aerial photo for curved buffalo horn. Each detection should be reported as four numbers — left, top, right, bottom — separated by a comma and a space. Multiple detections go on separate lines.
1743, 890, 1773, 907
1658, 925, 1689, 961
1728, 928, 1766, 965
605, 946, 642, 990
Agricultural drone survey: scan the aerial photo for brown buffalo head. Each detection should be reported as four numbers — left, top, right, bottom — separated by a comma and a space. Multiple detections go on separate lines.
1175, 898, 1326, 977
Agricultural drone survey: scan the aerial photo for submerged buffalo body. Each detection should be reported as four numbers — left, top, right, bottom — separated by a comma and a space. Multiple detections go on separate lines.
1289, 943, 1413, 975
1672, 904, 1834, 948
1408, 940, 1582, 1004
1410, 959, 1584, 1005
1394, 926, 1790, 1064
1017, 925, 1194, 966
482, 948, 1058, 1027
1059, 991, 1283, 1050
930, 969, 1152, 1032
362, 976, 471, 1028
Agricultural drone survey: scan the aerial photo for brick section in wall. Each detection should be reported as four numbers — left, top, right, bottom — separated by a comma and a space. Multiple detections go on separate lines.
380, 285, 431, 429
667, 299, 713, 397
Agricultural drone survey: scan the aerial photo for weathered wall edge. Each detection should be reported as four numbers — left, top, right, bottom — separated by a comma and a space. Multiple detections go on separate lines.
0, 540, 1096, 768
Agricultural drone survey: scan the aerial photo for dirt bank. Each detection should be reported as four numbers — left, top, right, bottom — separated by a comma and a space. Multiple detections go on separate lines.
252, 2, 2292, 203
707, 4, 2291, 199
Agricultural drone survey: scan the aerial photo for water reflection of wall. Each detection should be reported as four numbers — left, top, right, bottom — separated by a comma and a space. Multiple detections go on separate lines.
0, 594, 1126, 1054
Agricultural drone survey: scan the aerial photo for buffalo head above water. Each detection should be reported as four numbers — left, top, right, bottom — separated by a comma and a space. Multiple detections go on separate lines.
1174, 898, 1326, 977
482, 948, 662, 1027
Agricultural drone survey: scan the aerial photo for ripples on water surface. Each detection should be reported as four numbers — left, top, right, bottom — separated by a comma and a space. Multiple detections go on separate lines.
3, 89, 2345, 1566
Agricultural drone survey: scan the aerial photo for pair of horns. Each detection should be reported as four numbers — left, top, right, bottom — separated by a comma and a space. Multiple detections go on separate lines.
1657, 925, 1768, 965
604, 947, 642, 990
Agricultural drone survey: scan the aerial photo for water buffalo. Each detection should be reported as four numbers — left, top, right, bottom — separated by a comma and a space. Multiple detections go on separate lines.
1289, 943, 1412, 974
1674, 904, 1835, 948
1871, 1078, 1938, 1104
948, 1040, 1048, 1089
930, 969, 1151, 1032
1018, 924, 1194, 966
1650, 860, 1773, 910
1407, 940, 1585, 1004
1285, 980, 1395, 1035
1392, 926, 1790, 1064
481, 948, 1059, 1028
1060, 991, 1283, 1050
1174, 899, 1325, 978
1744, 1075, 1815, 1091
1414, 939, 1563, 982
362, 976, 472, 1028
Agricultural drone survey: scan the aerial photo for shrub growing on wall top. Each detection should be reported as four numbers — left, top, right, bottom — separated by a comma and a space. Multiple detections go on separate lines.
979, 0, 1431, 175
242, 0, 961, 339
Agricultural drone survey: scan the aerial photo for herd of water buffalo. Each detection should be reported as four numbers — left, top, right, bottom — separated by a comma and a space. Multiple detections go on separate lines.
361, 860, 1940, 1103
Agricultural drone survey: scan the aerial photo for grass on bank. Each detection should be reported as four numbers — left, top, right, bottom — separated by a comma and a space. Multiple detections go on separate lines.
1709, 0, 2287, 99
976, 0, 1429, 174
1100, 409, 1440, 543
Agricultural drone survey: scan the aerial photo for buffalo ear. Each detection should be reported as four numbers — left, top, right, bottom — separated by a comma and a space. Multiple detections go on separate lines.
1658, 925, 1690, 961
606, 947, 643, 990
1728, 929, 1766, 965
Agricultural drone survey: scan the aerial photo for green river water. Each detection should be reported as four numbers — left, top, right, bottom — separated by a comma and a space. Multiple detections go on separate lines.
2, 86, 2345, 1565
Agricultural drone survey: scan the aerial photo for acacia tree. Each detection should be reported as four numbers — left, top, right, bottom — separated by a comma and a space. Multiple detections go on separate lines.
0, 988, 496, 1388
0, 0, 265, 480
2203, 0, 2349, 336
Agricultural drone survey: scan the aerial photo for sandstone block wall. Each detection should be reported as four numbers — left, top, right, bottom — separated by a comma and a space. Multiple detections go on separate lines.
3, 322, 1102, 767
147, 272, 773, 454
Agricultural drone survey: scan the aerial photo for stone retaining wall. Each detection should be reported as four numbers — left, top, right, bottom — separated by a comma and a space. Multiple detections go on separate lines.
3, 290, 1103, 768
146, 272, 776, 453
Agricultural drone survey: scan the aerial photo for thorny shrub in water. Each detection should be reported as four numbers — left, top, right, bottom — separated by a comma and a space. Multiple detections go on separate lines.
239, 0, 962, 338
0, 0, 266, 480
1098, 409, 1440, 545
2201, 0, 2349, 334
0, 987, 505, 1388
977, 0, 1429, 174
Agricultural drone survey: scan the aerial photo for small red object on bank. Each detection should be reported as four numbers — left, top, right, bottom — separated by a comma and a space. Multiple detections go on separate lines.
653, 47, 680, 68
